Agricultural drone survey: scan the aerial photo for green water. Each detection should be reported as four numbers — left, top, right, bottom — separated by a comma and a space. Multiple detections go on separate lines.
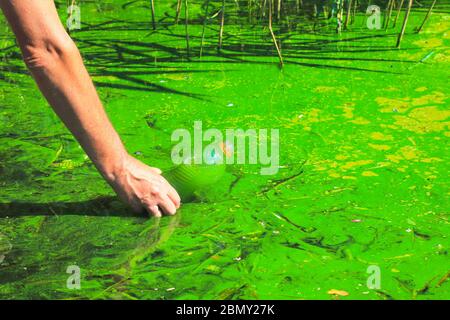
0, 1, 449, 299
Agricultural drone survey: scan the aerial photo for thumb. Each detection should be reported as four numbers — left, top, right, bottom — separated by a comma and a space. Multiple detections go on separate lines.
149, 167, 162, 175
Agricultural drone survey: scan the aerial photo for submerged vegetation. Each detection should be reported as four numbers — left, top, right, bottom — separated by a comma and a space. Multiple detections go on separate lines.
0, 0, 449, 299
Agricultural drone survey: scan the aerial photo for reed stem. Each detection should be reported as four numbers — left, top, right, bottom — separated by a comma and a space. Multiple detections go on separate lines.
184, 0, 190, 57
417, 0, 437, 33
218, 0, 225, 50
396, 0, 413, 48
268, 0, 284, 67
150, 0, 156, 30
200, 0, 211, 58
393, 0, 405, 28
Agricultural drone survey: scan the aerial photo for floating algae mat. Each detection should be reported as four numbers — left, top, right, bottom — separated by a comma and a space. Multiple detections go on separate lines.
0, 0, 449, 300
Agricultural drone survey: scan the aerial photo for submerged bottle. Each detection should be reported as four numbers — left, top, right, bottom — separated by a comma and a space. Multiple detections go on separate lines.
163, 142, 232, 202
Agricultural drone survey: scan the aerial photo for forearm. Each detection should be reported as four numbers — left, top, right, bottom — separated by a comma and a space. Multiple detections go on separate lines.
28, 43, 126, 178
0, 0, 126, 179
1, 0, 180, 216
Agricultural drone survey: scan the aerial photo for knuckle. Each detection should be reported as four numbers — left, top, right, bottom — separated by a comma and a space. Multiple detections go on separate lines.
150, 186, 161, 196
140, 196, 154, 207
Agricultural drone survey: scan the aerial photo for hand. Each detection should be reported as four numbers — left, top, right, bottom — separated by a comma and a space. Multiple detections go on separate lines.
105, 154, 181, 217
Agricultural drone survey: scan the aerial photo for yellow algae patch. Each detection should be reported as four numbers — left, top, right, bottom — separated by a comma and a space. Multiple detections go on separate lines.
314, 159, 338, 172
413, 38, 443, 48
335, 155, 348, 160
314, 86, 333, 92
434, 50, 450, 62
314, 86, 348, 95
335, 102, 356, 119
308, 108, 321, 120
393, 106, 450, 133
164, 73, 190, 81
377, 161, 392, 168
52, 160, 83, 170
369, 143, 391, 151
362, 171, 378, 177
421, 157, 443, 163
411, 91, 446, 106
409, 105, 449, 121
288, 108, 327, 131
342, 176, 357, 180
343, 109, 354, 119
376, 97, 411, 113
370, 132, 393, 141
422, 17, 450, 34
341, 160, 373, 170
376, 92, 446, 114
204, 79, 228, 90
381, 124, 399, 130
349, 117, 370, 125
328, 171, 341, 178
340, 103, 355, 119
387, 154, 403, 163
398, 51, 427, 61
425, 171, 437, 180
399, 146, 418, 160
386, 146, 432, 164
415, 87, 427, 92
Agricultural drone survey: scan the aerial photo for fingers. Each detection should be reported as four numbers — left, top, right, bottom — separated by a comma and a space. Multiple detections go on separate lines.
158, 176, 180, 209
144, 203, 162, 218
167, 185, 181, 208
114, 157, 182, 218
148, 169, 180, 209
149, 167, 162, 175
158, 194, 177, 216
141, 187, 178, 218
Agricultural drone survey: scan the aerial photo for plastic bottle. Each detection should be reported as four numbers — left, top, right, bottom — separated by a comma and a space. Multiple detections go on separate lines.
163, 142, 232, 202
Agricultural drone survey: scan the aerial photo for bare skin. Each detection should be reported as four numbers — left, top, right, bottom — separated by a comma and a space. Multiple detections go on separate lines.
0, 0, 180, 217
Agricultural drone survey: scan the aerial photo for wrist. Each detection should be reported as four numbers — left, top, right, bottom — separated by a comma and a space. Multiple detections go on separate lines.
96, 149, 129, 183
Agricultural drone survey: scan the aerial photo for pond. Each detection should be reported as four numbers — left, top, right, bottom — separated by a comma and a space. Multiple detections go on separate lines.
0, 0, 448, 299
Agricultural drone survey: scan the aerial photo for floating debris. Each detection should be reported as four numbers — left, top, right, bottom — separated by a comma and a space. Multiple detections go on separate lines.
420, 51, 435, 63
328, 289, 349, 296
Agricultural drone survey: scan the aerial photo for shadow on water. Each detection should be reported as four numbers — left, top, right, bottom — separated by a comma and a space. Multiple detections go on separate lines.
0, 197, 145, 218
0, 5, 421, 94
75, 32, 409, 76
